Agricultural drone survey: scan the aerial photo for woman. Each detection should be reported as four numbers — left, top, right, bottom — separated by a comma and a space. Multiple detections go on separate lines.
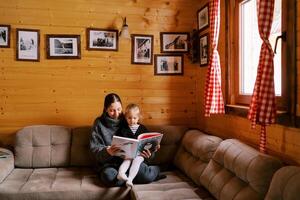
89, 93, 161, 186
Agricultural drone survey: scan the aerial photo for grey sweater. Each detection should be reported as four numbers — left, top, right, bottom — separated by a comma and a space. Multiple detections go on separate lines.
89, 113, 123, 168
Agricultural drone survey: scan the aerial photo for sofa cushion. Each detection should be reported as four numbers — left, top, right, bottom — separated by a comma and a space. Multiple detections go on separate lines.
174, 130, 222, 186
200, 139, 282, 200
131, 171, 214, 200
0, 148, 14, 183
146, 125, 188, 170
70, 126, 93, 167
265, 166, 300, 200
15, 125, 71, 168
0, 168, 130, 200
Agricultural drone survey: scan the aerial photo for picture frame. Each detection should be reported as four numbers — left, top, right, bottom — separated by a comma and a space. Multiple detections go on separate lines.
0, 24, 10, 48
199, 34, 209, 66
154, 54, 184, 75
197, 4, 209, 32
46, 34, 81, 59
160, 32, 189, 53
16, 28, 40, 61
86, 28, 118, 51
131, 34, 154, 65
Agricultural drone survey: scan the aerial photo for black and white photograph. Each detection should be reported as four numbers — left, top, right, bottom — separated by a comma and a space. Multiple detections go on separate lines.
87, 28, 118, 51
16, 29, 40, 61
197, 4, 209, 32
154, 54, 183, 75
46, 34, 81, 59
0, 25, 10, 48
160, 32, 189, 53
131, 34, 153, 64
200, 34, 209, 66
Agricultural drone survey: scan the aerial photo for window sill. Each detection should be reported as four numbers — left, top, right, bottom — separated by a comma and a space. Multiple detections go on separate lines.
225, 104, 291, 126
225, 104, 248, 118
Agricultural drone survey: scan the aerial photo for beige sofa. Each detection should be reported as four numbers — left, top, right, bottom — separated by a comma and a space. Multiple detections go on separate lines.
0, 125, 298, 200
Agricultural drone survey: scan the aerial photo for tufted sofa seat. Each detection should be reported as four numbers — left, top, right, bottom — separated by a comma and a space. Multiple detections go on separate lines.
0, 167, 129, 200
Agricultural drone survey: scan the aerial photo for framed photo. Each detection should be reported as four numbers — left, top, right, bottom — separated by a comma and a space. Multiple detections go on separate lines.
131, 34, 153, 65
86, 28, 118, 51
197, 4, 209, 32
46, 34, 81, 59
16, 29, 40, 61
199, 34, 209, 66
0, 24, 10, 48
160, 32, 189, 53
154, 54, 184, 75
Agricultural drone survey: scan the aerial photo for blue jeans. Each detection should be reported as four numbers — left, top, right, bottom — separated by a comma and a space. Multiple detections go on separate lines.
99, 162, 160, 187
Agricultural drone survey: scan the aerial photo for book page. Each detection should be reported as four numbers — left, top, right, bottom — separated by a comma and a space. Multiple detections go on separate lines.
111, 136, 139, 159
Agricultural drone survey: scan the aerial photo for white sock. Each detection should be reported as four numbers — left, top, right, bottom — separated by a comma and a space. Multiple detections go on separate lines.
117, 160, 131, 181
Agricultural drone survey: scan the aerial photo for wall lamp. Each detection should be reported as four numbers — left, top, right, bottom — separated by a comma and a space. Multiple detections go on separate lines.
119, 17, 130, 39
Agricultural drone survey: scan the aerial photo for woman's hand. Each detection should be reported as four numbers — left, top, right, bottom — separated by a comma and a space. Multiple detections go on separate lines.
106, 145, 120, 156
140, 149, 152, 159
154, 144, 160, 152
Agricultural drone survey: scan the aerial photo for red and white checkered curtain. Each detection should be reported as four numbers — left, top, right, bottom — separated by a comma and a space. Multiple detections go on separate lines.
204, 0, 225, 117
248, 0, 276, 153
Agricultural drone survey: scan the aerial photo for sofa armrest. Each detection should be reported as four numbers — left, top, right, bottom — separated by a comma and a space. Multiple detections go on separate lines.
0, 147, 14, 183
265, 166, 300, 200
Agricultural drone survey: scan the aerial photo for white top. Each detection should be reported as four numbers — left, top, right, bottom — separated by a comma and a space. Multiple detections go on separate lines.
129, 124, 140, 135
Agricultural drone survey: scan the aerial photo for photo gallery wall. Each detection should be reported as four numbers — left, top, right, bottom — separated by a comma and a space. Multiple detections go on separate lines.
1, 8, 210, 75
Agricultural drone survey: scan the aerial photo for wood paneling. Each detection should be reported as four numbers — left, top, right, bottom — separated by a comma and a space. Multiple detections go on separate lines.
0, 0, 202, 146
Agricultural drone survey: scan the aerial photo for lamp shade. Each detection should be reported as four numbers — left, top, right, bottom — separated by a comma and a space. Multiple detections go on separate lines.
119, 17, 130, 39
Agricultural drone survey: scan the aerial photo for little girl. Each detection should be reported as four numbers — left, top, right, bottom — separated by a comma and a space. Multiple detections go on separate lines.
117, 103, 150, 187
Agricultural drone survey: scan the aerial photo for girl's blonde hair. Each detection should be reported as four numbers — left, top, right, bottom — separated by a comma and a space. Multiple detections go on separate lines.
125, 103, 141, 117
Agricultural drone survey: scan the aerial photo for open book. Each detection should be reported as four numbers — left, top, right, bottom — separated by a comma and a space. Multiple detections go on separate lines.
111, 132, 163, 159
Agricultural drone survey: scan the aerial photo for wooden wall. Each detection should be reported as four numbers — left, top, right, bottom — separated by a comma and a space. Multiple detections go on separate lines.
0, 0, 202, 145
196, 0, 300, 165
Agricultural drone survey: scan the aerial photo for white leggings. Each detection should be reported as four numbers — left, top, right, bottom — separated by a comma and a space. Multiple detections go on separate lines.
118, 156, 144, 182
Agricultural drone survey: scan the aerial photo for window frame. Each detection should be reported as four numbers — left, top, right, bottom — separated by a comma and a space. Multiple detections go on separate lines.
229, 0, 289, 111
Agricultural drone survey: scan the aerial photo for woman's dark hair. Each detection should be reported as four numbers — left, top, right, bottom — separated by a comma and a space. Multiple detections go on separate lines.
103, 93, 122, 113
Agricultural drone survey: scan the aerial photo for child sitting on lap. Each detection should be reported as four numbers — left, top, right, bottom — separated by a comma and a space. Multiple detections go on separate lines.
117, 103, 153, 187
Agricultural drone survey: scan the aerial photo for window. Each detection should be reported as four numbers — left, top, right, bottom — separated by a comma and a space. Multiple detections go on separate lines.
230, 0, 289, 110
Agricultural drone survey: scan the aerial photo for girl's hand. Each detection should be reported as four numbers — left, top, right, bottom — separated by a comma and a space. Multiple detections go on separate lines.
140, 149, 152, 159
106, 145, 120, 156
154, 144, 160, 152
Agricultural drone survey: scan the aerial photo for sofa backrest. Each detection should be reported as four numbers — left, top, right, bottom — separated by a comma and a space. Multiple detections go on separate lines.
200, 139, 283, 200
145, 125, 188, 170
174, 129, 222, 186
15, 125, 71, 168
265, 166, 300, 200
14, 124, 188, 168
70, 126, 93, 167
